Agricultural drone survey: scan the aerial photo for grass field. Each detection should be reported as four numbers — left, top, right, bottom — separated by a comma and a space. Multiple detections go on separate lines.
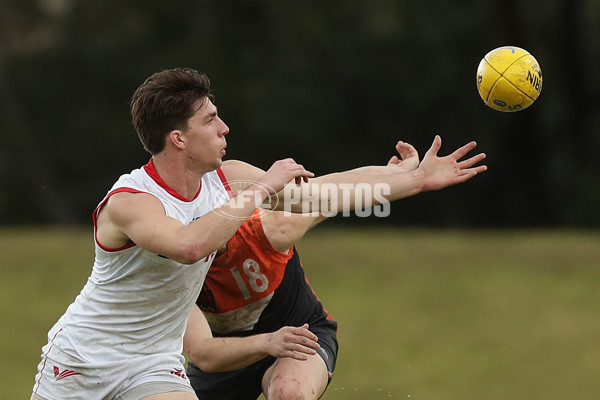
2, 226, 599, 399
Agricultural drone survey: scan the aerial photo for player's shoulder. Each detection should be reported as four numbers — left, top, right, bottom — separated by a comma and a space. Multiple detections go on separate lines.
101, 191, 162, 222
221, 159, 265, 182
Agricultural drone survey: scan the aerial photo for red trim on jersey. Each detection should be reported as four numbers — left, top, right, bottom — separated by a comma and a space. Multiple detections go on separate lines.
144, 158, 202, 202
216, 168, 234, 199
92, 187, 144, 252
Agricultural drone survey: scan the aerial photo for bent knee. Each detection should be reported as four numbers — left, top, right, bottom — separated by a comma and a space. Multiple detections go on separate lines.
266, 374, 318, 400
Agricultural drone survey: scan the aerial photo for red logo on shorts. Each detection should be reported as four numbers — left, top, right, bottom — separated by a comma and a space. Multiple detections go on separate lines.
54, 366, 82, 381
170, 368, 187, 380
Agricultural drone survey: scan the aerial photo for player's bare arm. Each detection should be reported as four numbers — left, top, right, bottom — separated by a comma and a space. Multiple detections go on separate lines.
220, 149, 414, 201
222, 136, 485, 215
304, 135, 486, 209
183, 305, 319, 373
261, 140, 423, 252
220, 140, 419, 194
318, 140, 420, 179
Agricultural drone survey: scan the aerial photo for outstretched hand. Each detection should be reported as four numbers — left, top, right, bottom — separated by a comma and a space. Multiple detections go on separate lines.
258, 158, 315, 195
418, 135, 487, 191
265, 323, 320, 361
387, 140, 420, 172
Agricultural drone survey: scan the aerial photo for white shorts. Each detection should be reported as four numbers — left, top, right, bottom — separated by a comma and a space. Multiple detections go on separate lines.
32, 338, 195, 400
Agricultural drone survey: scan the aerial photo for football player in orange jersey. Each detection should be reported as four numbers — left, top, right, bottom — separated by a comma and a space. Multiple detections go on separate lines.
183, 142, 420, 400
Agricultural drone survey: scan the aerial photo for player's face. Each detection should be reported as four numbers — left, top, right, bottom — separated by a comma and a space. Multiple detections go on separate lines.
184, 99, 229, 172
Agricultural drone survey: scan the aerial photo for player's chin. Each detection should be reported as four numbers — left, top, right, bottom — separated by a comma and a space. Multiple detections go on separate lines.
213, 156, 224, 170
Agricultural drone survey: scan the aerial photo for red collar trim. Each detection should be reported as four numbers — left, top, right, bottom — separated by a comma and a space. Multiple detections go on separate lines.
143, 158, 201, 202
216, 168, 234, 199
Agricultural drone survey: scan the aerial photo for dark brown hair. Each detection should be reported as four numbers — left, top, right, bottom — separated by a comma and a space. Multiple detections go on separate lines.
130, 68, 214, 154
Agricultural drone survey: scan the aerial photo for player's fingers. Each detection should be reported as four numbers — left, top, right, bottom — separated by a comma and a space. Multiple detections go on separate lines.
273, 158, 296, 168
286, 330, 319, 351
454, 166, 487, 184
397, 141, 417, 156
293, 165, 314, 186
290, 334, 319, 349
473, 165, 488, 174
388, 155, 400, 165
449, 141, 477, 160
287, 350, 310, 361
295, 164, 314, 178
279, 340, 317, 359
395, 141, 407, 156
458, 153, 486, 169
294, 324, 318, 340
297, 337, 320, 350
425, 135, 442, 157
283, 325, 317, 340
460, 165, 487, 175
292, 341, 319, 353
454, 170, 479, 184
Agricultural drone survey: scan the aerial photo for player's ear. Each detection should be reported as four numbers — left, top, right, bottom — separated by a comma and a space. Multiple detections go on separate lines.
168, 130, 186, 149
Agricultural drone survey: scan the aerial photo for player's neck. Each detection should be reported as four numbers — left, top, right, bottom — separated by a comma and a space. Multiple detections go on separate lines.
151, 153, 205, 200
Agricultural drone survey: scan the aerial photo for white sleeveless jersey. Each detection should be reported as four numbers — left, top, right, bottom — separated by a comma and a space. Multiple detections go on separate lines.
46, 160, 232, 363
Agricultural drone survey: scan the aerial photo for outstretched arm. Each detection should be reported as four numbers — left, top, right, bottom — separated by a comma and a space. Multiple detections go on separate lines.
184, 305, 320, 373
297, 135, 485, 212
260, 140, 422, 252
221, 136, 485, 215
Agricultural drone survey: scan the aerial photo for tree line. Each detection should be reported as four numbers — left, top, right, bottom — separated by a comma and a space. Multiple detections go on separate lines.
1, 0, 598, 227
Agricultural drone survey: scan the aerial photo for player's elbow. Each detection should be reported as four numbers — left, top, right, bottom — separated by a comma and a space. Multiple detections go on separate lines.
174, 240, 214, 265
186, 350, 225, 373
194, 360, 223, 374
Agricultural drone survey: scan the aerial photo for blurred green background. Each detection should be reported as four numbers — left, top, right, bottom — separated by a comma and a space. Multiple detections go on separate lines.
1, 0, 599, 398
1, 0, 599, 227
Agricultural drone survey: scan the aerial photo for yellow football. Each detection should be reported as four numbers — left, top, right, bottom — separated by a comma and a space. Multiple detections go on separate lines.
476, 46, 542, 112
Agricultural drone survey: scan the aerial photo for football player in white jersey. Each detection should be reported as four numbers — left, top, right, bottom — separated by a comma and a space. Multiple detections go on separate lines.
32, 68, 486, 400
31, 68, 314, 400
